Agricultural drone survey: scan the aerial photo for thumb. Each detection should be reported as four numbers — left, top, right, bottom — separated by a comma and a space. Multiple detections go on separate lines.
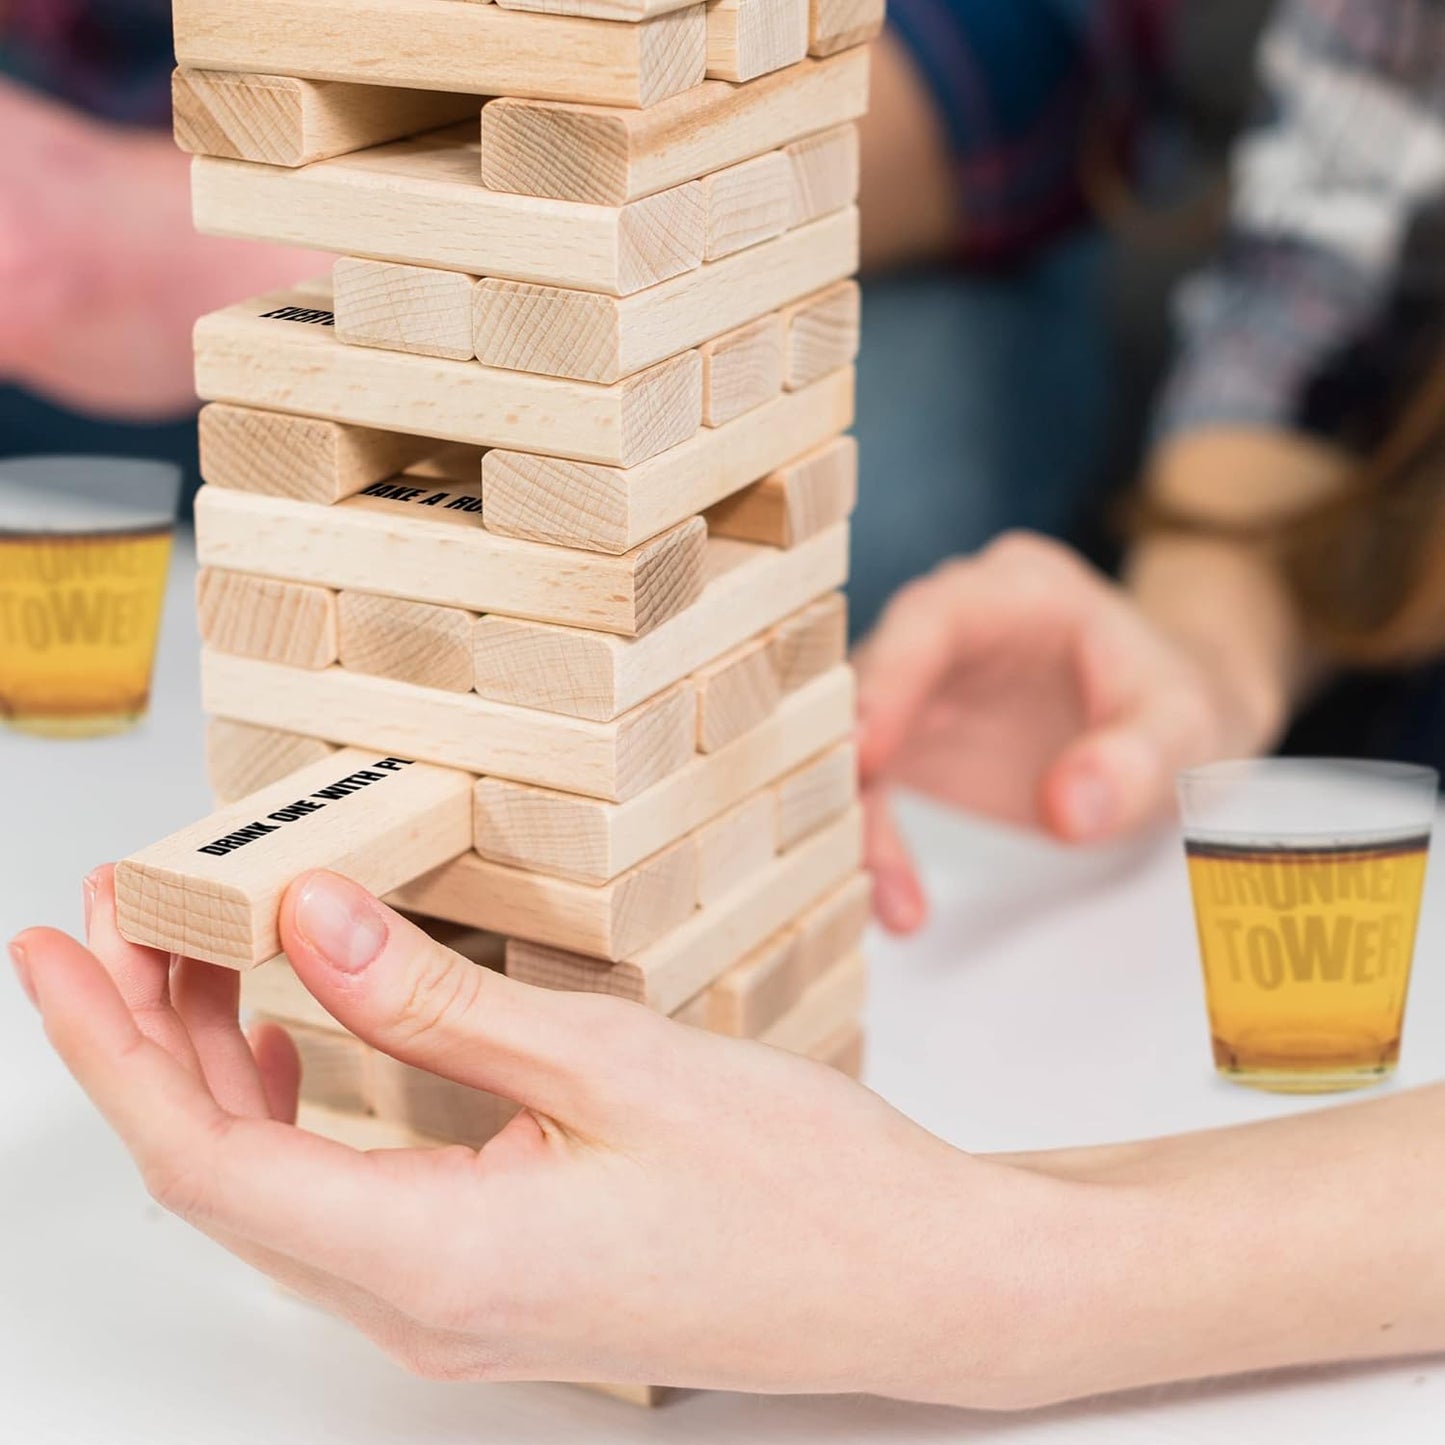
278, 870, 635, 1129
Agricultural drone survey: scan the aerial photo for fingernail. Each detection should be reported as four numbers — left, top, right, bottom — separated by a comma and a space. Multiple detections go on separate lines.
293, 873, 388, 973
82, 869, 100, 935
1064, 772, 1114, 840
9, 940, 37, 1009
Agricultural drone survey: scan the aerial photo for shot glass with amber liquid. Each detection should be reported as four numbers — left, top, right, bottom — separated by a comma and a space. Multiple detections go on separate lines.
1179, 759, 1436, 1094
0, 457, 180, 739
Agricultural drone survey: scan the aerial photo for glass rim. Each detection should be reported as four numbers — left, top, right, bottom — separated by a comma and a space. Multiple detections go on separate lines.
1178, 757, 1439, 789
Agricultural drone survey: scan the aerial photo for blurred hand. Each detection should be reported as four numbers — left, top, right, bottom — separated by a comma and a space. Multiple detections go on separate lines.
0, 80, 322, 418
855, 533, 1279, 932
7, 866, 1085, 1403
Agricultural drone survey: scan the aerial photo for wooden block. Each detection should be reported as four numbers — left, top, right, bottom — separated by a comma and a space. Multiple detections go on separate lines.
768, 590, 847, 692
400, 917, 509, 970
774, 739, 856, 850
174, 0, 707, 108
173, 69, 478, 167
700, 313, 783, 426
334, 259, 478, 361
392, 836, 697, 960
694, 636, 782, 752
482, 366, 853, 552
204, 654, 698, 801
193, 131, 704, 297
474, 665, 853, 882
471, 528, 848, 719
471, 207, 857, 384
115, 750, 475, 969
820, 1023, 865, 1079
792, 869, 870, 986
480, 50, 868, 205
195, 287, 703, 467
260, 1018, 372, 1113
195, 486, 706, 638
404, 445, 487, 485
808, 0, 883, 56
496, 0, 694, 22
694, 928, 800, 1035
506, 806, 861, 1012
369, 1056, 519, 1149
706, 0, 808, 81
199, 403, 433, 505
694, 792, 777, 907
243, 956, 341, 1032
784, 280, 860, 390
206, 719, 337, 805
298, 1102, 439, 1150
706, 435, 856, 544
702, 150, 795, 260
337, 593, 475, 693
786, 122, 859, 225
580, 1383, 674, 1407
196, 568, 338, 670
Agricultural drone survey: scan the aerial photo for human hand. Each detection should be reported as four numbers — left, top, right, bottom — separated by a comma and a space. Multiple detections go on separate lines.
8, 866, 1091, 1404
855, 534, 1281, 932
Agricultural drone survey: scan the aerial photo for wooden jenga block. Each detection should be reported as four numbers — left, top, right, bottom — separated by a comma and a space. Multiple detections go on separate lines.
479, 51, 869, 206
688, 927, 799, 1035
786, 122, 860, 225
774, 739, 857, 850
172, 69, 478, 167
506, 805, 862, 1012
263, 1019, 372, 1113
243, 955, 342, 1032
174, 0, 707, 108
700, 313, 784, 426
199, 403, 434, 505
495, 0, 694, 20
761, 950, 866, 1055
337, 592, 476, 693
391, 836, 698, 960
706, 436, 856, 545
404, 445, 487, 485
474, 666, 853, 882
298, 1102, 437, 1150
701, 150, 795, 260
706, 0, 808, 81
195, 288, 703, 468
783, 280, 860, 390
694, 791, 777, 906
115, 750, 474, 969
196, 568, 339, 670
203, 654, 699, 801
206, 719, 338, 805
471, 529, 848, 719
195, 488, 706, 638
820, 1024, 865, 1079
694, 636, 782, 752
792, 870, 870, 986
472, 208, 856, 385
768, 590, 847, 691
369, 1056, 519, 1149
334, 259, 478, 361
808, 0, 883, 56
482, 367, 853, 551
582, 1384, 675, 1407
194, 133, 705, 297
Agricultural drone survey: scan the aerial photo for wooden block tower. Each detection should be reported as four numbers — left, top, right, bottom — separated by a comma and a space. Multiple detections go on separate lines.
120, 0, 880, 1397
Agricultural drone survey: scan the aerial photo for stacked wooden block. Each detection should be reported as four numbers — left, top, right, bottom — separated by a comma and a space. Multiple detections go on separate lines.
118, 0, 877, 1392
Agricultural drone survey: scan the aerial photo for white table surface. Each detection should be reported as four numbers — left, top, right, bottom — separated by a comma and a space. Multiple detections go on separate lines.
2, 537, 1442, 1443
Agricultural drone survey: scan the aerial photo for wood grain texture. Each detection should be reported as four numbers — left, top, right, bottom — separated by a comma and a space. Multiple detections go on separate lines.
807, 0, 883, 56
482, 366, 853, 552
196, 568, 338, 669
203, 653, 699, 801
694, 635, 782, 752
174, 0, 707, 106
116, 750, 474, 969
700, 312, 784, 425
479, 49, 869, 205
760, 948, 866, 1054
689, 928, 799, 1035
369, 1056, 519, 1149
495, 0, 696, 22
297, 1103, 438, 1150
195, 286, 704, 466
198, 403, 434, 505
694, 791, 776, 906
193, 131, 705, 296
391, 835, 697, 959
505, 804, 862, 1012
196, 487, 705, 637
792, 868, 870, 986
706, 0, 808, 81
768, 590, 847, 692
701, 149, 795, 260
172, 68, 478, 167
334, 258, 477, 361
269, 1020, 372, 1113
337, 592, 476, 692
471, 207, 857, 383
783, 279, 860, 390
705, 435, 856, 544
205, 719, 337, 805
774, 738, 856, 850
473, 665, 853, 881
786, 121, 860, 224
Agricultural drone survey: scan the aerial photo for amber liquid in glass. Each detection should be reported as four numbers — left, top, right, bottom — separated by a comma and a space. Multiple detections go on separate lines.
1185, 836, 1430, 1092
0, 527, 173, 737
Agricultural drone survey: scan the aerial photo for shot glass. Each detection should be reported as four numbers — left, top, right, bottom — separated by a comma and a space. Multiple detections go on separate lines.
0, 457, 181, 738
1179, 758, 1437, 1094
